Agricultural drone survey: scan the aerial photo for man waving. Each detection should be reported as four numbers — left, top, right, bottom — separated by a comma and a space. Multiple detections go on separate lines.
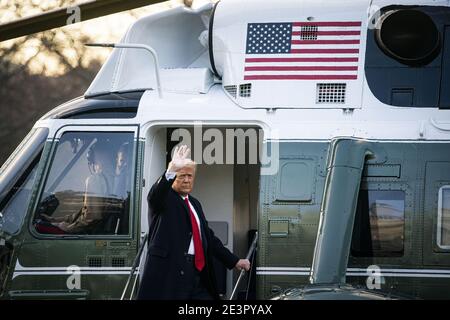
137, 145, 250, 300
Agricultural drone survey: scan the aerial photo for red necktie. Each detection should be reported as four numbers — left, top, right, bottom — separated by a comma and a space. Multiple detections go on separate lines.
184, 197, 205, 271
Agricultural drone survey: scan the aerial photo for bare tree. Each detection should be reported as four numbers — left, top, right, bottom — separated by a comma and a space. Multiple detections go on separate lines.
0, 0, 97, 80
0, 0, 160, 164
0, 0, 102, 164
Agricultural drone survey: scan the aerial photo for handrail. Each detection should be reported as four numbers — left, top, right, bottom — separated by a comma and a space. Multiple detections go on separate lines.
229, 231, 258, 300
120, 233, 148, 300
86, 43, 163, 98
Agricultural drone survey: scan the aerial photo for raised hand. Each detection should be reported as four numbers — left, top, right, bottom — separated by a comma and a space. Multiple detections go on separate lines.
167, 145, 191, 173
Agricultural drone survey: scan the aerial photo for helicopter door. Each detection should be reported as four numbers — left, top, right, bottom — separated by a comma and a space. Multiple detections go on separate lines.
9, 126, 140, 299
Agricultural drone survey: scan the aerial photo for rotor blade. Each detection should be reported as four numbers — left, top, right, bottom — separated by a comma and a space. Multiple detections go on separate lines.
0, 0, 167, 42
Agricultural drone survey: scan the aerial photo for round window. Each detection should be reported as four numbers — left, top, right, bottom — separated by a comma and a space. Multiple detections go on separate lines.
375, 9, 441, 66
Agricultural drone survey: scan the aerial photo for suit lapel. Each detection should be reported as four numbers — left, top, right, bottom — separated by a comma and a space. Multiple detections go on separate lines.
171, 189, 191, 228
189, 197, 201, 218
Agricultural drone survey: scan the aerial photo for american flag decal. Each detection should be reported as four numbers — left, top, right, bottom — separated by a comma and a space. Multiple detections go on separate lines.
244, 21, 362, 81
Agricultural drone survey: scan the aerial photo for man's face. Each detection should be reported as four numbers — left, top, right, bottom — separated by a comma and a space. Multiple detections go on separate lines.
116, 151, 126, 173
172, 166, 195, 196
93, 161, 103, 174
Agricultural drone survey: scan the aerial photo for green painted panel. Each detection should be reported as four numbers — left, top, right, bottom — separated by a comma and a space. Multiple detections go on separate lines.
268, 205, 300, 218
363, 164, 401, 178
258, 141, 327, 299
269, 220, 289, 237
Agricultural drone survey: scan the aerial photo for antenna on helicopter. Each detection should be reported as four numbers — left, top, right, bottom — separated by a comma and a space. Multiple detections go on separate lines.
85, 42, 163, 98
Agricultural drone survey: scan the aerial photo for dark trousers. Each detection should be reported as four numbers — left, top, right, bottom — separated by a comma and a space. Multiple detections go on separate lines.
178, 254, 213, 300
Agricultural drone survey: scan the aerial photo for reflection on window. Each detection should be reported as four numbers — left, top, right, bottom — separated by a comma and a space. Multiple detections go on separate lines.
33, 132, 134, 236
438, 187, 450, 248
351, 190, 405, 257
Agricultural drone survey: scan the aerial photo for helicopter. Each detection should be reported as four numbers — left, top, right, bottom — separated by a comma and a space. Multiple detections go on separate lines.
1, 0, 450, 300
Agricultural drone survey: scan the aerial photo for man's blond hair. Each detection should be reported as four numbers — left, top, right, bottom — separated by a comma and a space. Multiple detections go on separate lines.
180, 159, 197, 172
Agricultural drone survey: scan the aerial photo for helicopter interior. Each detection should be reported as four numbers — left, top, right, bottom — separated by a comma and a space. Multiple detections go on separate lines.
143, 125, 261, 298
33, 132, 135, 236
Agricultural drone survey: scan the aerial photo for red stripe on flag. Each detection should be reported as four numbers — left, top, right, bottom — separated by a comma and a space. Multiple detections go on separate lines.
244, 66, 358, 71
245, 57, 359, 63
291, 40, 360, 45
244, 75, 358, 80
290, 49, 359, 54
293, 21, 362, 27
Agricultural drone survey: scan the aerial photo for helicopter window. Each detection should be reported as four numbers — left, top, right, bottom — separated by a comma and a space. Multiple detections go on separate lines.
375, 9, 441, 67
351, 190, 405, 257
437, 186, 450, 248
0, 155, 40, 235
33, 131, 134, 236
0, 127, 47, 235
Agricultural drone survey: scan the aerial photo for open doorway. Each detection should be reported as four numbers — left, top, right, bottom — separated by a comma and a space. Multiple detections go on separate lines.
143, 124, 261, 299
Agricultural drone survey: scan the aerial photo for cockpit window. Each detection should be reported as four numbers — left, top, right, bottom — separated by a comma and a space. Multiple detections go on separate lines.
351, 190, 405, 257
0, 127, 48, 235
438, 186, 450, 248
33, 131, 134, 236
0, 156, 40, 235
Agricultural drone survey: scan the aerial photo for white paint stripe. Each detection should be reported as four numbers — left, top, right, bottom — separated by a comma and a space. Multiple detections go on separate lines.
257, 272, 450, 278
257, 269, 450, 278
12, 270, 138, 280
348, 268, 450, 274
257, 271, 310, 275
14, 259, 133, 272
257, 267, 450, 274
15, 266, 132, 271
347, 272, 450, 278
14, 271, 133, 275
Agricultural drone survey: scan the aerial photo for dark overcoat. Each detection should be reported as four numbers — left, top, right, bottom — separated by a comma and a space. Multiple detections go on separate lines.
136, 172, 239, 300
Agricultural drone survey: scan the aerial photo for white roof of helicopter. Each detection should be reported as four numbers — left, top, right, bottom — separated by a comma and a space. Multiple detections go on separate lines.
86, 1, 214, 96
36, 0, 450, 142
